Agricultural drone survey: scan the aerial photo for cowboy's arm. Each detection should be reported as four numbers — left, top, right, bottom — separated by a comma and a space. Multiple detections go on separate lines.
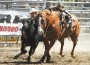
64, 10, 71, 15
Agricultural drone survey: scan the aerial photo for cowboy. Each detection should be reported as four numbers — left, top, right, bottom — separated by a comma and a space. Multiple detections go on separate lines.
57, 3, 73, 34
57, 3, 73, 27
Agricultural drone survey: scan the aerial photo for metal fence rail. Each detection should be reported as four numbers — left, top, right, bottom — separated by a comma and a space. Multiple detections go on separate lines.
0, 1, 90, 10
0, 1, 90, 45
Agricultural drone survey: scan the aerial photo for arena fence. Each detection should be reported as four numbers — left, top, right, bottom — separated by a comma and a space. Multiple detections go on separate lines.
0, 1, 90, 46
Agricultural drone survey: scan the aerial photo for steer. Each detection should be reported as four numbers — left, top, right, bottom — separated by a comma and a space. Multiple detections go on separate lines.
14, 18, 39, 62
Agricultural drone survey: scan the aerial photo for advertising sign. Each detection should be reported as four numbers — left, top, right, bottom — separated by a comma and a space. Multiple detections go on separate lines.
0, 23, 22, 35
0, 23, 22, 43
0, 11, 24, 43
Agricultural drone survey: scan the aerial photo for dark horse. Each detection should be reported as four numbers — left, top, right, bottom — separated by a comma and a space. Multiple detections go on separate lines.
14, 18, 38, 62
35, 8, 80, 62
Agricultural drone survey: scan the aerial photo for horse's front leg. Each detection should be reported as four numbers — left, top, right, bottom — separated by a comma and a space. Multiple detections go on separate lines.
40, 39, 55, 63
39, 37, 49, 62
46, 53, 51, 63
46, 40, 55, 62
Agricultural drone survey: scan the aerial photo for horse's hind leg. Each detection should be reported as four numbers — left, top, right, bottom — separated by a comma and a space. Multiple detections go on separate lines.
71, 41, 77, 58
58, 39, 65, 57
70, 35, 78, 58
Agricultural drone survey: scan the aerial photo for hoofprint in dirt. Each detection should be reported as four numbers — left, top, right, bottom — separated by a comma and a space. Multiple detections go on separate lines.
0, 35, 90, 65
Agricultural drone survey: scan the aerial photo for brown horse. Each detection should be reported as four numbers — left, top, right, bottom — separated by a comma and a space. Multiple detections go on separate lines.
48, 5, 80, 57
58, 14, 80, 58
35, 9, 80, 62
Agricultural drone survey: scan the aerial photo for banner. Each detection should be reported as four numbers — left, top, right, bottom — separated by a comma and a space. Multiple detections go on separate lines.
0, 35, 21, 43
0, 23, 22, 35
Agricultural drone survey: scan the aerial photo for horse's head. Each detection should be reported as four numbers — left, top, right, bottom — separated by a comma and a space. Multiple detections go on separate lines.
35, 10, 61, 35
35, 12, 47, 36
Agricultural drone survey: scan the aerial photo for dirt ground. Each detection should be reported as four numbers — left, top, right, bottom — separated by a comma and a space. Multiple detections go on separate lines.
0, 35, 90, 65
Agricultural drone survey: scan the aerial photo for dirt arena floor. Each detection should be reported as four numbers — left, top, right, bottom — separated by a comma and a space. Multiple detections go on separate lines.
0, 35, 90, 65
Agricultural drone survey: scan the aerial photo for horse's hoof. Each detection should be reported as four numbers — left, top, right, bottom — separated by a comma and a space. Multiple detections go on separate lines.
46, 55, 51, 63
61, 55, 65, 57
71, 55, 76, 58
60, 54, 65, 57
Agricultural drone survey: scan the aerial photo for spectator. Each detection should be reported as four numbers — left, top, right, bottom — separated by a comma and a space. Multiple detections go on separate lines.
13, 15, 21, 23
5, 15, 11, 23
0, 18, 5, 23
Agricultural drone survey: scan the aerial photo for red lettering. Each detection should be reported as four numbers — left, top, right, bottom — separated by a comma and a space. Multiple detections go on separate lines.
11, 27, 14, 32
15, 27, 18, 32
3, 26, 7, 31
0, 26, 19, 32
7, 26, 11, 32
0, 26, 3, 31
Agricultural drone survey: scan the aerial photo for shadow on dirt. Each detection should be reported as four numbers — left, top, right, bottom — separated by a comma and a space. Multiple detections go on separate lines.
0, 61, 41, 64
0, 61, 55, 64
